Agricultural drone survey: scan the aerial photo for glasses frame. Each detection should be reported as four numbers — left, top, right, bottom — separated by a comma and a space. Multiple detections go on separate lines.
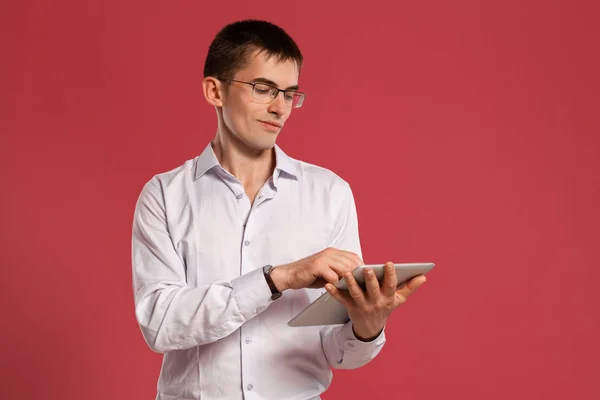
217, 78, 305, 109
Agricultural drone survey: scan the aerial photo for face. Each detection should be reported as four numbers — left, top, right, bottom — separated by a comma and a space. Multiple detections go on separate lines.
214, 50, 300, 151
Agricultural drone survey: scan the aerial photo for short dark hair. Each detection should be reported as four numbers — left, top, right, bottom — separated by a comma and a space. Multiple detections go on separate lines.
203, 19, 304, 81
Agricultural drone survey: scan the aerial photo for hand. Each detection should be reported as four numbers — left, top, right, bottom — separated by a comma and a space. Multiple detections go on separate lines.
271, 248, 363, 291
325, 261, 427, 341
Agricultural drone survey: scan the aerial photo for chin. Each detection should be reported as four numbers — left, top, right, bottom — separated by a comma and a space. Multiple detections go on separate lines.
244, 133, 279, 151
251, 139, 277, 151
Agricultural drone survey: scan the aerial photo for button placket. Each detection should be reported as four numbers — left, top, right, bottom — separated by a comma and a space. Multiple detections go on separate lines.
240, 323, 256, 395
234, 183, 256, 398
238, 188, 252, 275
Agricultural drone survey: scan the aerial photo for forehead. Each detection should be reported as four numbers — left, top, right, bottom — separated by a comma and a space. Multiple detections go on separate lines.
234, 50, 300, 88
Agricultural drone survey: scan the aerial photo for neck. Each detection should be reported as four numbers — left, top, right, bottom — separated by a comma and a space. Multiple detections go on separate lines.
211, 130, 276, 190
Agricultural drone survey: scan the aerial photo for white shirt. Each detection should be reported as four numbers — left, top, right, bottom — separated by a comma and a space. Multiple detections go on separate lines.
132, 143, 386, 400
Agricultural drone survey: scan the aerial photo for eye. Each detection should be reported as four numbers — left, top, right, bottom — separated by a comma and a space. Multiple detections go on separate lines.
254, 85, 271, 95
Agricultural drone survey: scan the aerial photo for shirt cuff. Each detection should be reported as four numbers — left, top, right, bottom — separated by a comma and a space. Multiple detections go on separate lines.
330, 321, 386, 367
341, 321, 386, 348
231, 267, 274, 321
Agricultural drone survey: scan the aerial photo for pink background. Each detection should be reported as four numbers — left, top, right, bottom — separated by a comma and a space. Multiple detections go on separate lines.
1, 0, 599, 399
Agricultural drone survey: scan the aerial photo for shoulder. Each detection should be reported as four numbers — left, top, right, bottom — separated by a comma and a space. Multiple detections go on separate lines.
276, 145, 355, 201
277, 144, 351, 192
136, 157, 198, 204
296, 158, 353, 197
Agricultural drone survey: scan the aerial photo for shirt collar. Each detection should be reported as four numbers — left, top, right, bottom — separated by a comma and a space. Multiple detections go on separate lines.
194, 142, 300, 181
273, 144, 300, 181
194, 143, 221, 179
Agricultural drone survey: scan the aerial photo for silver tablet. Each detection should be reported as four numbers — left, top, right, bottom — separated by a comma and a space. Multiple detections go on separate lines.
287, 262, 435, 327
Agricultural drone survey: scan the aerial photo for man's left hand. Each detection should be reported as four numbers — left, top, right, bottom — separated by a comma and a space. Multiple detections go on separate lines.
325, 261, 427, 341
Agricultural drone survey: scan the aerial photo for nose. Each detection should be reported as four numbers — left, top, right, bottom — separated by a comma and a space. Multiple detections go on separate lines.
268, 91, 287, 115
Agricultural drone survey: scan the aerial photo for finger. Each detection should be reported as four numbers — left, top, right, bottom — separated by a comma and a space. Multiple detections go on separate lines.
344, 271, 367, 306
395, 275, 427, 304
326, 254, 361, 277
325, 248, 363, 268
320, 268, 341, 286
381, 262, 398, 297
341, 252, 363, 269
325, 283, 353, 308
315, 259, 346, 286
343, 251, 364, 268
317, 250, 363, 288
364, 268, 381, 299
307, 277, 328, 289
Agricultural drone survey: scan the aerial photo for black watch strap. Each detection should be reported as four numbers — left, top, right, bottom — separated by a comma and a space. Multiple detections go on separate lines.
263, 265, 282, 300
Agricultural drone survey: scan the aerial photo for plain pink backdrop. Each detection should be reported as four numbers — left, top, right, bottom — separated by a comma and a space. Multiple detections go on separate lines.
1, 0, 599, 399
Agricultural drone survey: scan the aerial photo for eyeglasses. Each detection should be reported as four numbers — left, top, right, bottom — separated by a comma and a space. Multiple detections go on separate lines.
217, 78, 305, 109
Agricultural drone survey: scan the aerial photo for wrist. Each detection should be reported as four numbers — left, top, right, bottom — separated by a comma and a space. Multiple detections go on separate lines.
352, 321, 385, 342
270, 266, 289, 292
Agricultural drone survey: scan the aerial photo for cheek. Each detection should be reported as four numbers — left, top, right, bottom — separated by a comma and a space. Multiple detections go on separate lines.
222, 103, 250, 132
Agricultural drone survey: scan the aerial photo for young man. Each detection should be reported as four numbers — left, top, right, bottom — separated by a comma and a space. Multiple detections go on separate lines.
132, 19, 426, 400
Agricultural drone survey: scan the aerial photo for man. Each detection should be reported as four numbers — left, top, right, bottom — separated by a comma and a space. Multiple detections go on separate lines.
132, 19, 426, 400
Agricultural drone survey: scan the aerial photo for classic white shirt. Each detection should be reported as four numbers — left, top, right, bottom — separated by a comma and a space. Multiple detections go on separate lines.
132, 142, 386, 400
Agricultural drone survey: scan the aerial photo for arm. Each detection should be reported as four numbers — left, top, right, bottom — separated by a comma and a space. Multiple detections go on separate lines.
318, 183, 386, 369
131, 179, 273, 353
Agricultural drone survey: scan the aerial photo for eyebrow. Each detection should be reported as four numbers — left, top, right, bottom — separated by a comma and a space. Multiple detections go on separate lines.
251, 77, 300, 91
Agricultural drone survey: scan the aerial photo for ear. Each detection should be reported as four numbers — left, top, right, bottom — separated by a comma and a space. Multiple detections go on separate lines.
202, 77, 224, 107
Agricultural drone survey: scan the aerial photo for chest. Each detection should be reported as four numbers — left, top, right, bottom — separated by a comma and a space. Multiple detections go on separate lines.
167, 182, 335, 287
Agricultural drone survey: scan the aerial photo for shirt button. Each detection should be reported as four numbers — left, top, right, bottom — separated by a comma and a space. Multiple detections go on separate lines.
236, 194, 243, 199
244, 240, 250, 246
245, 337, 252, 344
348, 343, 355, 348
247, 384, 253, 391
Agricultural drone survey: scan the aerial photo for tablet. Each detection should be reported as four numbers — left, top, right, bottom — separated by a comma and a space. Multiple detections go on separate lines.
287, 262, 435, 327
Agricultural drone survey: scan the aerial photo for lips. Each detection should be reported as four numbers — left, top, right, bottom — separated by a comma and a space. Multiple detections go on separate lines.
258, 120, 282, 128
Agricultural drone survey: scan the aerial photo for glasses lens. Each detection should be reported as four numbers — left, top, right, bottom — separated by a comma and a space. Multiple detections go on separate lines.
252, 83, 305, 108
291, 92, 304, 108
252, 84, 275, 103
283, 92, 305, 108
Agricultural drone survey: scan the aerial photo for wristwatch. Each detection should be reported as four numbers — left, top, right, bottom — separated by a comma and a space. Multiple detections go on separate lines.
263, 265, 283, 300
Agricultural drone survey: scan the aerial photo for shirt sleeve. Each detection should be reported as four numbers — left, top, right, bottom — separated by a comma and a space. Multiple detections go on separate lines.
319, 181, 386, 369
131, 178, 274, 354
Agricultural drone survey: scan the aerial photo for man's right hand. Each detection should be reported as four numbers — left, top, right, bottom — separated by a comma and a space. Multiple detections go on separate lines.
270, 248, 363, 291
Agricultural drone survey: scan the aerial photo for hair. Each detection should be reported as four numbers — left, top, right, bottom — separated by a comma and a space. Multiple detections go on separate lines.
203, 19, 304, 81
